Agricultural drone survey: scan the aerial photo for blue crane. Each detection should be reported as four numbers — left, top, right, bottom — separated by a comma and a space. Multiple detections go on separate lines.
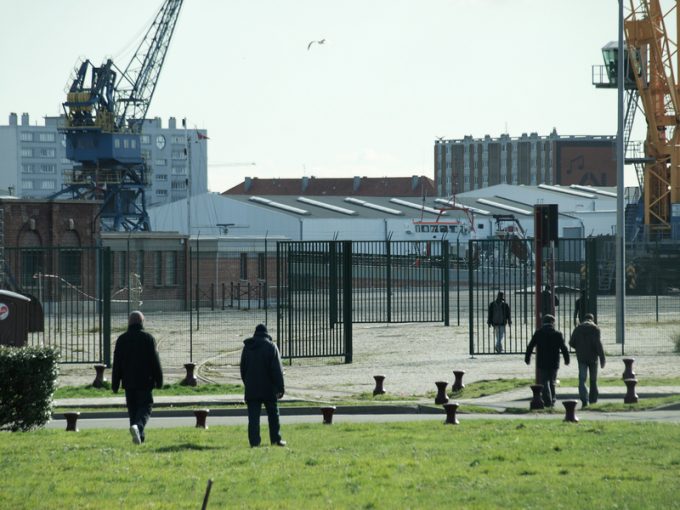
54, 0, 183, 231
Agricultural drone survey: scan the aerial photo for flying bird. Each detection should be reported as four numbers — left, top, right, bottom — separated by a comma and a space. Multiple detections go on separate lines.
307, 39, 326, 50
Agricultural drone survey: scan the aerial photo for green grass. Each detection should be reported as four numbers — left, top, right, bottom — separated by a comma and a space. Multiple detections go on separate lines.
54, 382, 243, 399
2, 420, 680, 509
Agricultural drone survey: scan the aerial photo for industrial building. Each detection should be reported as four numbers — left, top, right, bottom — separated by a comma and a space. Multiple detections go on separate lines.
0, 113, 208, 207
434, 131, 616, 197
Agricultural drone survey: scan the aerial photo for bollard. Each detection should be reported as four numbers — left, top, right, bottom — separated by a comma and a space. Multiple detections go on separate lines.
181, 362, 198, 387
372, 375, 386, 396
92, 364, 107, 388
562, 400, 579, 423
194, 409, 210, 429
434, 381, 449, 405
443, 402, 460, 425
321, 406, 336, 425
529, 384, 545, 410
64, 412, 80, 432
624, 378, 639, 404
622, 358, 636, 380
451, 370, 466, 392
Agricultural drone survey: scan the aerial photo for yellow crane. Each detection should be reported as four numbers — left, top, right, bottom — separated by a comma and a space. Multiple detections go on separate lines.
624, 0, 680, 236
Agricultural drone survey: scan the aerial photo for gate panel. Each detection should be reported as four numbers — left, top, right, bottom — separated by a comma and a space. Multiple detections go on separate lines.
277, 241, 348, 361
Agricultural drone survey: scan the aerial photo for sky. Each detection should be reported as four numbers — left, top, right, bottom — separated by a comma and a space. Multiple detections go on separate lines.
0, 0, 635, 191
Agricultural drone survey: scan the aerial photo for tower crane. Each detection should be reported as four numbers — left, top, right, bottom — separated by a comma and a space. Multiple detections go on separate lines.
624, 0, 680, 237
54, 0, 183, 231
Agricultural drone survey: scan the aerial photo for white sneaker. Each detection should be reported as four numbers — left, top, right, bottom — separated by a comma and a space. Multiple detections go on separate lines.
129, 425, 142, 445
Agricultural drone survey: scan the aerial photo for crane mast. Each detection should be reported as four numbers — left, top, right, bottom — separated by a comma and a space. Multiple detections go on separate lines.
56, 0, 183, 231
625, 0, 680, 237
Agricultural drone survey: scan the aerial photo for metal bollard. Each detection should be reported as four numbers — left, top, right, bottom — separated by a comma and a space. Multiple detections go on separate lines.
194, 409, 210, 429
624, 378, 639, 404
434, 381, 449, 405
321, 406, 336, 425
451, 370, 466, 392
443, 402, 460, 425
622, 358, 636, 380
181, 362, 198, 387
64, 412, 80, 432
529, 384, 545, 410
92, 364, 107, 388
562, 400, 579, 422
372, 375, 386, 396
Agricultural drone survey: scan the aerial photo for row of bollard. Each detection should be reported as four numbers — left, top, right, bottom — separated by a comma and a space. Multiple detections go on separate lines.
73, 358, 643, 433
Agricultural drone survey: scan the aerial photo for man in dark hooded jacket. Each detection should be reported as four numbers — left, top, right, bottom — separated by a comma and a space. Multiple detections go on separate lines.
240, 324, 286, 447
525, 314, 570, 407
112, 311, 163, 445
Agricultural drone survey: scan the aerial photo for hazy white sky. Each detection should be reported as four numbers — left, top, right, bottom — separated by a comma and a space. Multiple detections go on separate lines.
1, 0, 634, 191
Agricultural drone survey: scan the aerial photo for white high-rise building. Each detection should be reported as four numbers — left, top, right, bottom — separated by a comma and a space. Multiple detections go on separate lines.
0, 113, 208, 206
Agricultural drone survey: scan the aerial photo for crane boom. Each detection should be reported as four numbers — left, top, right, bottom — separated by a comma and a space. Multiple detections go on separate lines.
625, 0, 680, 235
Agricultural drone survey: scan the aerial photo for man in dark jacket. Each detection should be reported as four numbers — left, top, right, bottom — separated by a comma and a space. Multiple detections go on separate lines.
112, 311, 163, 445
487, 291, 512, 353
525, 314, 570, 407
240, 324, 286, 447
569, 313, 605, 408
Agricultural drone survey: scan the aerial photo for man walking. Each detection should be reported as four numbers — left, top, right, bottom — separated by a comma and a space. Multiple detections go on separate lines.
569, 313, 605, 408
487, 291, 511, 353
525, 314, 570, 407
240, 324, 286, 447
112, 311, 163, 445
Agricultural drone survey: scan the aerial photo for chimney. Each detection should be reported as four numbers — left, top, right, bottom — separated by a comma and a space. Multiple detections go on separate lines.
353, 176, 361, 192
21, 113, 29, 126
244, 177, 252, 192
301, 176, 310, 193
9, 113, 17, 126
169, 117, 176, 129
411, 175, 419, 191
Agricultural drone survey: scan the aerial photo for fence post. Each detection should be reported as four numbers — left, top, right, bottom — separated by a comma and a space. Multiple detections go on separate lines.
342, 241, 353, 364
468, 240, 475, 355
247, 281, 251, 310
442, 240, 450, 326
329, 242, 337, 328
230, 282, 234, 308
221, 282, 225, 310
386, 241, 392, 323
210, 283, 215, 311
102, 247, 112, 367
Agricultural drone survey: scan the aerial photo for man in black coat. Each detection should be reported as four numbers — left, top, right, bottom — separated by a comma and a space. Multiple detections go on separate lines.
112, 311, 163, 445
240, 324, 286, 447
569, 313, 606, 408
487, 291, 512, 353
525, 314, 570, 407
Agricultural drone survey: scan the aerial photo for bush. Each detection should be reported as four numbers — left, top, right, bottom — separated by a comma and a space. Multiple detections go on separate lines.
673, 331, 680, 354
0, 346, 60, 431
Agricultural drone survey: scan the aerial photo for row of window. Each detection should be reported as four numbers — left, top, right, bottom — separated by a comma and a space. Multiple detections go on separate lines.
117, 251, 178, 287
22, 164, 56, 174
139, 135, 186, 144
21, 148, 57, 158
22, 180, 55, 190
20, 132, 57, 142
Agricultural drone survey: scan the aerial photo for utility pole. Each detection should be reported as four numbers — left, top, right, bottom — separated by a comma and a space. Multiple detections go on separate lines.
616, 0, 626, 347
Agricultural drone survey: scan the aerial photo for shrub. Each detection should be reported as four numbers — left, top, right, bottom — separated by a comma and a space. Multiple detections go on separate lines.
673, 331, 680, 354
0, 346, 60, 431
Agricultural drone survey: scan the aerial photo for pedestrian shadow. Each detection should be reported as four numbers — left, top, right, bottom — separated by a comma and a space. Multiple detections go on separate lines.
154, 443, 223, 453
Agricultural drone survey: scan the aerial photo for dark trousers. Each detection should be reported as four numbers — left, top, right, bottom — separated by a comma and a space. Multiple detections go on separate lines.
538, 368, 558, 407
125, 388, 154, 442
246, 400, 281, 447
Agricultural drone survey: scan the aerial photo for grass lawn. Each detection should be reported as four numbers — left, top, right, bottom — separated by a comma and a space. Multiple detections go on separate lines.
1, 420, 679, 509
54, 382, 243, 399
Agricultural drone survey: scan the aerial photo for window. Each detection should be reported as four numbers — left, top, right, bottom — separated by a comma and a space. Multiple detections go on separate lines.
172, 135, 185, 144
131, 139, 136, 149
38, 132, 56, 142
156, 159, 167, 166
118, 252, 127, 287
154, 252, 163, 286
156, 174, 168, 181
171, 179, 187, 190
257, 253, 266, 279
41, 180, 56, 190
21, 250, 44, 288
114, 139, 121, 149
38, 148, 56, 158
22, 180, 33, 190
240, 253, 248, 280
156, 189, 168, 196
20, 132, 33, 142
21, 148, 33, 157
140, 135, 151, 144
60, 250, 82, 286
123, 139, 129, 149
141, 149, 151, 159
40, 164, 56, 173
165, 252, 177, 285
21, 164, 35, 173
172, 150, 187, 160
172, 166, 186, 175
